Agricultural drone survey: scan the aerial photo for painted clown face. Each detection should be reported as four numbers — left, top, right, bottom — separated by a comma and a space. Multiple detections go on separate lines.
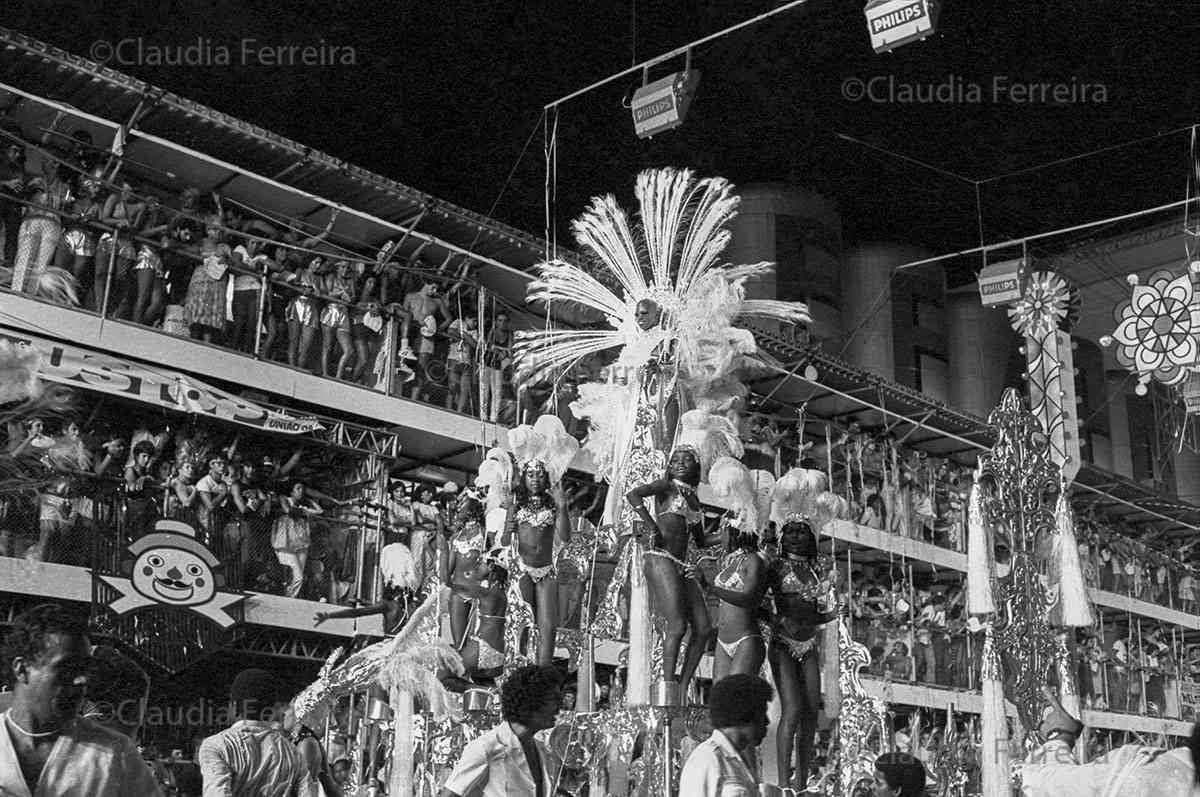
131, 542, 216, 606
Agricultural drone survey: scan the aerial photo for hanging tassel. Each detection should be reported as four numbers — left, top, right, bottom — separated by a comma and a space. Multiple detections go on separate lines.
980, 627, 1010, 797
1053, 487, 1094, 627
967, 476, 995, 615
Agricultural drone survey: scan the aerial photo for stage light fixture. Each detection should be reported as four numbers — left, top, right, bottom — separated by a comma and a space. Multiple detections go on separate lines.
631, 53, 700, 139
864, 0, 939, 54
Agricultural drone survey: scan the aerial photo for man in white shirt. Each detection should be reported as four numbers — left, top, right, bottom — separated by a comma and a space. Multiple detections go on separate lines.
441, 664, 564, 797
0, 603, 163, 797
198, 668, 319, 797
679, 673, 773, 797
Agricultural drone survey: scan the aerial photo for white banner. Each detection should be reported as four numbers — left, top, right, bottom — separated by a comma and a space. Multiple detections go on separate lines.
1, 331, 323, 435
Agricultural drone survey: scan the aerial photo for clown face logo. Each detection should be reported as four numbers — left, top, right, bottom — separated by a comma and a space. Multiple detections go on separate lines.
132, 546, 216, 606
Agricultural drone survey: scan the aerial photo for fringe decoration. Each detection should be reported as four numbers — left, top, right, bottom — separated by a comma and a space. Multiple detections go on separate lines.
966, 477, 996, 615
980, 626, 1010, 797
1053, 487, 1094, 627
821, 619, 841, 719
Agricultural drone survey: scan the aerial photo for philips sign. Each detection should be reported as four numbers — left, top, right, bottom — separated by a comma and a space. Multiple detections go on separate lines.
864, 0, 938, 54
631, 70, 700, 139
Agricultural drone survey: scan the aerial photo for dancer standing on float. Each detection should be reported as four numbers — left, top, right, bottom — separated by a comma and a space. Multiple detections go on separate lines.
695, 520, 769, 681
626, 444, 713, 697
503, 416, 578, 667
766, 466, 844, 790
441, 491, 489, 647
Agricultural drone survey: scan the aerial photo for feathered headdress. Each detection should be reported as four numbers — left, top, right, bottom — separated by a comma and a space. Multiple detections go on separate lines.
505, 414, 579, 485
513, 168, 810, 387
770, 466, 847, 529
673, 409, 743, 481
708, 458, 777, 537
475, 447, 514, 512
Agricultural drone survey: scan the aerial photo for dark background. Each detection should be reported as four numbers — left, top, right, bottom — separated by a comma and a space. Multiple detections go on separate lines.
4, 1, 1198, 282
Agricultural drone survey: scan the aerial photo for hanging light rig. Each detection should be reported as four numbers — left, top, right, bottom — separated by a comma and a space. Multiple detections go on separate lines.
630, 49, 701, 139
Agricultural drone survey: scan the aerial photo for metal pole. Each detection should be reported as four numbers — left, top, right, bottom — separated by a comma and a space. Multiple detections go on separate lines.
253, 261, 268, 358
98, 231, 117, 320
382, 315, 396, 396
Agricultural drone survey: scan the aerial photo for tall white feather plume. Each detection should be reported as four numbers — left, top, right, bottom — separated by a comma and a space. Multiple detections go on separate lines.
512, 168, 809, 392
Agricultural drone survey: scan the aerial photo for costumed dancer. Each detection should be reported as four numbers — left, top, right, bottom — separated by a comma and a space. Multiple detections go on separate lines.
443, 546, 509, 688
503, 414, 579, 666
626, 409, 740, 701
441, 490, 489, 648
698, 457, 774, 681
768, 465, 847, 790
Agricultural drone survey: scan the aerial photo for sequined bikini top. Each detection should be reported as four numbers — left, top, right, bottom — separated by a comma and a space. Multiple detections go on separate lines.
516, 503, 555, 528
656, 480, 702, 525
715, 549, 757, 591
777, 557, 829, 601
452, 521, 486, 556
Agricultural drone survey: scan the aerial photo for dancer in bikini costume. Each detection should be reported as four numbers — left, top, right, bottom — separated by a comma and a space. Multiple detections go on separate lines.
769, 516, 837, 790
502, 457, 571, 666
626, 445, 715, 700
442, 492, 489, 647
695, 521, 769, 680
444, 548, 509, 687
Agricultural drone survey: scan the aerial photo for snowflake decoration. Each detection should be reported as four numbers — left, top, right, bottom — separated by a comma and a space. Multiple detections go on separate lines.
1100, 270, 1200, 394
1008, 271, 1078, 338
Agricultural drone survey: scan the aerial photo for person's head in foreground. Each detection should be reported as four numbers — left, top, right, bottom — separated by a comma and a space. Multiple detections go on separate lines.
2, 603, 92, 733
82, 645, 150, 739
229, 667, 286, 724
500, 664, 563, 733
873, 752, 927, 797
709, 673, 773, 749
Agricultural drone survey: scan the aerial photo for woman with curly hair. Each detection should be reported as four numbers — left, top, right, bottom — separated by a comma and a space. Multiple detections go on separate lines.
501, 460, 570, 666
441, 664, 563, 797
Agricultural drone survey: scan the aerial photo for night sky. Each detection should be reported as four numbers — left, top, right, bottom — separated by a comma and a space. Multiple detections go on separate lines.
5, 1, 1198, 281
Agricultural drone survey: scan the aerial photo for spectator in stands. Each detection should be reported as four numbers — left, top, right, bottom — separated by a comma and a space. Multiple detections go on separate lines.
260, 244, 297, 361
445, 312, 477, 413
130, 200, 168, 326
198, 668, 318, 797
185, 216, 231, 343
0, 126, 27, 266
230, 237, 270, 353
54, 167, 101, 293
319, 260, 357, 379
12, 157, 70, 296
158, 186, 205, 324
479, 311, 511, 423
273, 481, 323, 598
286, 256, 325, 369
195, 455, 231, 548
124, 440, 160, 540
0, 603, 163, 795
227, 459, 272, 589
402, 281, 448, 402
350, 267, 384, 385
95, 179, 146, 317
